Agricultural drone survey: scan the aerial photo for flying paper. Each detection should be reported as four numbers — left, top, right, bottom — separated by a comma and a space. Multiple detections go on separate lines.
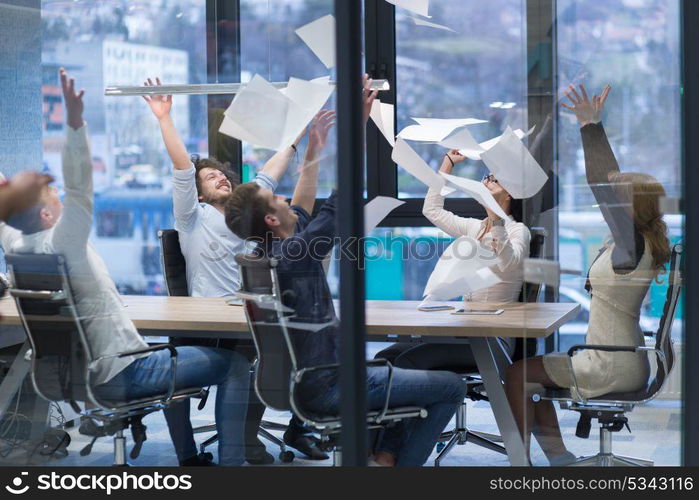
365, 196, 405, 233
295, 14, 336, 69
386, 0, 430, 17
411, 17, 456, 32
219, 75, 334, 151
439, 171, 509, 220
423, 236, 501, 301
398, 117, 487, 143
480, 126, 548, 199
439, 126, 482, 151
457, 126, 535, 160
370, 100, 395, 147
392, 138, 445, 191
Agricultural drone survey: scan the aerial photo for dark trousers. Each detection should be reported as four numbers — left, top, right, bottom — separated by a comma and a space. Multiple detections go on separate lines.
375, 338, 516, 372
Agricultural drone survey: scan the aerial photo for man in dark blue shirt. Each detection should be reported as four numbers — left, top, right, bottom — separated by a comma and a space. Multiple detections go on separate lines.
223, 79, 466, 467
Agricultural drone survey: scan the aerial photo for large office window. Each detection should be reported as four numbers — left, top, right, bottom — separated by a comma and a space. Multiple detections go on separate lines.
239, 0, 337, 197
40, 0, 208, 294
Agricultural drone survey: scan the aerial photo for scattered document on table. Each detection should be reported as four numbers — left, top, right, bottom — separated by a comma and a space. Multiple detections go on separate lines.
295, 14, 336, 69
365, 196, 405, 233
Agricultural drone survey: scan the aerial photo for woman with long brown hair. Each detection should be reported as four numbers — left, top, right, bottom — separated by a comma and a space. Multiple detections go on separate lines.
504, 84, 671, 465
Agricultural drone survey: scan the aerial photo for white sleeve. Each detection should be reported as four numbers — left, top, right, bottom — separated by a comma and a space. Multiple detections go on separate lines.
491, 223, 531, 272
172, 165, 201, 232
51, 124, 93, 252
0, 221, 22, 253
422, 187, 480, 238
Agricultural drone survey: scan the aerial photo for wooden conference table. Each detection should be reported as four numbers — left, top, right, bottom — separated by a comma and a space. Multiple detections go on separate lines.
0, 296, 579, 466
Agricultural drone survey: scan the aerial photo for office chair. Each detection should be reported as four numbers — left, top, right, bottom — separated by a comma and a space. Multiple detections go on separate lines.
532, 242, 683, 466
434, 228, 547, 466
157, 229, 292, 461
5, 253, 203, 466
235, 253, 428, 466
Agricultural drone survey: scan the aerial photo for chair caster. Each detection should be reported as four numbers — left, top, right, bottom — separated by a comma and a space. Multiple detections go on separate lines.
436, 442, 446, 453
279, 450, 295, 463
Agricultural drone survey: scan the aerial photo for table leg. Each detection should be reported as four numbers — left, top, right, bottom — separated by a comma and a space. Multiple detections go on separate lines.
0, 340, 31, 418
471, 337, 529, 466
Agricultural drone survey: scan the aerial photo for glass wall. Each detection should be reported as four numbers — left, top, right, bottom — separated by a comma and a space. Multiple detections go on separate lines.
41, 0, 209, 295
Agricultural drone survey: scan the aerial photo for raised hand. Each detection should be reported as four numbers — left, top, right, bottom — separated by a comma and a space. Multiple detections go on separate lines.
142, 77, 173, 121
440, 149, 467, 174
561, 84, 611, 127
362, 73, 379, 124
60, 68, 85, 130
308, 109, 336, 151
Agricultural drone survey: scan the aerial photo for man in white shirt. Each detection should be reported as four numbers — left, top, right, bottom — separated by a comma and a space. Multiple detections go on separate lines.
143, 79, 335, 463
1, 69, 251, 466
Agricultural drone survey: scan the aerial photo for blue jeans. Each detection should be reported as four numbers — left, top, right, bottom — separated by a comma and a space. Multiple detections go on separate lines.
303, 366, 466, 466
95, 346, 250, 466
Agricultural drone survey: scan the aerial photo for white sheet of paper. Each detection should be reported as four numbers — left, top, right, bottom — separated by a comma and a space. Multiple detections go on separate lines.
386, 0, 430, 17
524, 258, 561, 288
439, 126, 482, 151
423, 237, 501, 300
458, 126, 534, 159
411, 17, 456, 32
295, 15, 336, 69
392, 138, 445, 191
439, 172, 509, 220
369, 100, 395, 147
220, 74, 334, 151
480, 126, 548, 199
364, 196, 405, 233
398, 117, 486, 143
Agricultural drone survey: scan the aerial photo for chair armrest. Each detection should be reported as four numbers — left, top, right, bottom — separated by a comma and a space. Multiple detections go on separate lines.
88, 343, 179, 405
294, 359, 396, 424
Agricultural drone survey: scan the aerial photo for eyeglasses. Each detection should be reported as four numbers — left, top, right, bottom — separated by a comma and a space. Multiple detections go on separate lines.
482, 173, 499, 184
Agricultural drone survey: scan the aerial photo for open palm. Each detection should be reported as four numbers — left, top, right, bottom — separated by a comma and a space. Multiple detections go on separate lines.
309, 110, 336, 151
561, 84, 611, 127
142, 77, 172, 120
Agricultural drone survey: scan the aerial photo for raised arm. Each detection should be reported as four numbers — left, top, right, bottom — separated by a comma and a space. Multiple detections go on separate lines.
143, 78, 200, 231
52, 68, 93, 249
290, 110, 335, 214
422, 151, 480, 237
143, 78, 190, 170
562, 84, 641, 270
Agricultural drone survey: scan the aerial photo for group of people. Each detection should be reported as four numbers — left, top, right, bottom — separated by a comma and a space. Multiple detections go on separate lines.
0, 67, 670, 467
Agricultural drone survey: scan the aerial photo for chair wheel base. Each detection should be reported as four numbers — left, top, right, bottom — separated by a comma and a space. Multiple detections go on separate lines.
279, 451, 295, 463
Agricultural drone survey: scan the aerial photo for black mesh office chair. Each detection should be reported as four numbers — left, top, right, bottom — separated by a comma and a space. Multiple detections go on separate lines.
434, 228, 546, 465
5, 253, 203, 466
157, 229, 292, 461
234, 253, 428, 466
531, 242, 683, 466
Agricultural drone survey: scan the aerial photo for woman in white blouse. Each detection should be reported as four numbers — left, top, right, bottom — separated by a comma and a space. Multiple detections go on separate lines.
375, 150, 531, 369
